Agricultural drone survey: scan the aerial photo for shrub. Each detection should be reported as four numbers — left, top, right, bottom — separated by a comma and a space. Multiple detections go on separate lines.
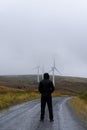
80, 91, 87, 102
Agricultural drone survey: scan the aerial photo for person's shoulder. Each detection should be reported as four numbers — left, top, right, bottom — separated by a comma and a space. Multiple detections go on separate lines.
48, 80, 53, 84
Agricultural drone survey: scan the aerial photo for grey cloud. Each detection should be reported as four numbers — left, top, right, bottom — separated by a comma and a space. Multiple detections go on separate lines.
0, 0, 87, 77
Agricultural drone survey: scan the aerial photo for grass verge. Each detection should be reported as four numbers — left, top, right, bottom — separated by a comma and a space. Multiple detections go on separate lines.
69, 96, 87, 126
0, 86, 40, 110
0, 84, 81, 111
0, 86, 72, 110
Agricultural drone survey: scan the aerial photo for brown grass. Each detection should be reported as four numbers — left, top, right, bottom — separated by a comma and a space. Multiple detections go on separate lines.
69, 97, 87, 124
52, 91, 73, 97
0, 86, 40, 110
0, 85, 72, 110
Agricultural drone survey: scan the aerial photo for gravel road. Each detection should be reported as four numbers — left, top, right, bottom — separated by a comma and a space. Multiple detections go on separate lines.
0, 97, 86, 130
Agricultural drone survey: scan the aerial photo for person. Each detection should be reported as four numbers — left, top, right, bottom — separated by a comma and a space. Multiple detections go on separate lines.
38, 73, 55, 122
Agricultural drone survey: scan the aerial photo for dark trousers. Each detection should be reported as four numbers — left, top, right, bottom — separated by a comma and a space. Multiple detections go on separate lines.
40, 95, 53, 120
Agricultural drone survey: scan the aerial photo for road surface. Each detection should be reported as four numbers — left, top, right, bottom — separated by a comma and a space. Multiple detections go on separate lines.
0, 97, 86, 130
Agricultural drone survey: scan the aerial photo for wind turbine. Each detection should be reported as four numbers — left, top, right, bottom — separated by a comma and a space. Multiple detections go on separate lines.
41, 66, 45, 80
34, 66, 40, 83
49, 59, 61, 86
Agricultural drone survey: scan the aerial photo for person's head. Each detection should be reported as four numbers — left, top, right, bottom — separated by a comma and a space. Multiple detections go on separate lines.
44, 73, 49, 80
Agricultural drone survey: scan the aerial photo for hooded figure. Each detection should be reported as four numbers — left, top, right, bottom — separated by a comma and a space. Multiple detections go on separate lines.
38, 73, 55, 122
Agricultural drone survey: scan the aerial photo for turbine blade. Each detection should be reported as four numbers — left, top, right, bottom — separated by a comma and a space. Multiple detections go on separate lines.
54, 67, 62, 75
54, 58, 55, 67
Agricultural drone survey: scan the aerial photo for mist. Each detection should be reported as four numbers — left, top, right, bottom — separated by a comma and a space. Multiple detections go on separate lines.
0, 0, 87, 78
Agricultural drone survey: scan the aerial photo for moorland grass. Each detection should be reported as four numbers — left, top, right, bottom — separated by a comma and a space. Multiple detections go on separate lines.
0, 86, 71, 110
0, 86, 40, 110
80, 91, 87, 103
1, 85, 87, 111
69, 96, 87, 125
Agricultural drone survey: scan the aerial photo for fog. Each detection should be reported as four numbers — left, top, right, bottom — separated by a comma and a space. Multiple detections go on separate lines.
0, 0, 87, 78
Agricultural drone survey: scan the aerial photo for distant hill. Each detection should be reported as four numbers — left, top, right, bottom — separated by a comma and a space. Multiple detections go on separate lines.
0, 75, 37, 90
55, 76, 87, 95
0, 75, 87, 95
55, 76, 87, 83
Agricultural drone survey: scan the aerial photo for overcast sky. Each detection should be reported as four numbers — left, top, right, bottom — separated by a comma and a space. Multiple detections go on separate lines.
0, 0, 87, 78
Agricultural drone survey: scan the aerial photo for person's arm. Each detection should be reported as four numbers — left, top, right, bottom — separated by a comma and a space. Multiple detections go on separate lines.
38, 81, 43, 94
50, 81, 55, 93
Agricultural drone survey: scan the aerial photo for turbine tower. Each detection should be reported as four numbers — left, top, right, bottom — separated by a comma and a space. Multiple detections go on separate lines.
34, 66, 40, 83
41, 66, 45, 80
50, 59, 61, 86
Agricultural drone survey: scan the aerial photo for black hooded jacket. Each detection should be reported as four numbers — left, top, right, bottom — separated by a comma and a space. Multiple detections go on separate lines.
38, 79, 55, 96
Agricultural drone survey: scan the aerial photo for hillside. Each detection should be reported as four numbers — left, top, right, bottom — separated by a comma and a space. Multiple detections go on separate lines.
0, 75, 87, 110
55, 76, 87, 95
0, 75, 87, 95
